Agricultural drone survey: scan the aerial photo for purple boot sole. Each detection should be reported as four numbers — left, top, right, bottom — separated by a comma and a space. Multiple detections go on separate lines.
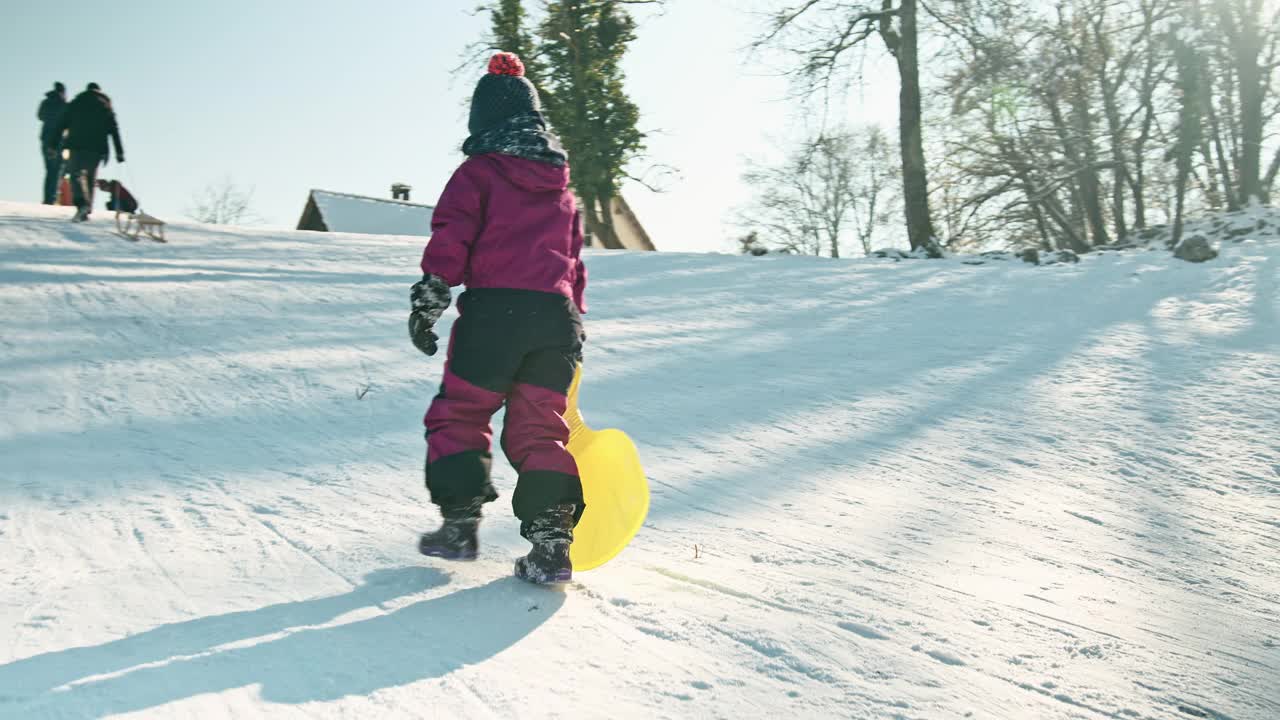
418, 535, 478, 561
514, 556, 572, 585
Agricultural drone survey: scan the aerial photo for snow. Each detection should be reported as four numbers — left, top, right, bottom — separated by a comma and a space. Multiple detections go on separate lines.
1, 200, 1278, 719
310, 189, 434, 237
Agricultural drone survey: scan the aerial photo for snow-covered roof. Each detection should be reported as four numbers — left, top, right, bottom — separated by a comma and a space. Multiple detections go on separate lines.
303, 189, 434, 237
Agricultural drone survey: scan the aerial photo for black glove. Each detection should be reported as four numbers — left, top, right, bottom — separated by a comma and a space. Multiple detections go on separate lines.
409, 316, 439, 356
117, 154, 124, 163
409, 274, 451, 356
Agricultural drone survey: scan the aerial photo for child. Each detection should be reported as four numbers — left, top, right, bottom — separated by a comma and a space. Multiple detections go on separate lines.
95, 178, 138, 214
410, 52, 588, 585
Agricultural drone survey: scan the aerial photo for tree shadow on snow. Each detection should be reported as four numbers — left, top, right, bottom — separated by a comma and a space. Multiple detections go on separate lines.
1, 566, 566, 717
584, 255, 1190, 525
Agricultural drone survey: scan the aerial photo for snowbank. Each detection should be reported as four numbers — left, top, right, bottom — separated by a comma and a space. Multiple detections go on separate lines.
1, 201, 1277, 719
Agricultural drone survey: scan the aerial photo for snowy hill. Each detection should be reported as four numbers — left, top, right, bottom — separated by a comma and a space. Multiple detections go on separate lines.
1, 200, 1277, 719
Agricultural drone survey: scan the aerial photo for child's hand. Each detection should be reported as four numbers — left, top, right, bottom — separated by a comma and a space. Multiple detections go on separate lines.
409, 274, 451, 357
409, 319, 439, 356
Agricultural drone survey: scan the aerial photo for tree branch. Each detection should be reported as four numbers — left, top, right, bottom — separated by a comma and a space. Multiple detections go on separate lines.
623, 162, 679, 193
751, 0, 825, 50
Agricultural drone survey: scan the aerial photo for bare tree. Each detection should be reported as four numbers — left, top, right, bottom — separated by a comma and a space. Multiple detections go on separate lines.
1267, 145, 1280, 197
739, 153, 823, 257
1169, 21, 1206, 246
756, 0, 942, 257
740, 130, 863, 258
752, 0, 1279, 254
1211, 0, 1274, 205
936, 0, 1193, 250
186, 178, 261, 226
849, 125, 900, 255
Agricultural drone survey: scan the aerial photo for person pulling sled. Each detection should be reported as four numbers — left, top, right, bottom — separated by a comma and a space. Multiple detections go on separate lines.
54, 82, 125, 223
410, 52, 588, 585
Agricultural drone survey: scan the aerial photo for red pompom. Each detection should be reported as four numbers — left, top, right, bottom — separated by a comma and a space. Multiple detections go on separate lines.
488, 52, 525, 77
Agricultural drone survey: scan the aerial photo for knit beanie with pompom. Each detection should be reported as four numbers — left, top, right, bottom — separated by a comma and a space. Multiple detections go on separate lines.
468, 52, 542, 136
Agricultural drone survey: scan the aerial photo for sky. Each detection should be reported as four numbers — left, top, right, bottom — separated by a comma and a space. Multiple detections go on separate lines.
0, 0, 899, 254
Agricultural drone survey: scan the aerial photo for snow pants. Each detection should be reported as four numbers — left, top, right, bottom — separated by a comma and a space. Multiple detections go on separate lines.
41, 144, 62, 205
424, 288, 585, 525
67, 150, 103, 213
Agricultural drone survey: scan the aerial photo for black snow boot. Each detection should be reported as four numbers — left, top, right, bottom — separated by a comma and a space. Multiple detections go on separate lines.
514, 503, 577, 585
418, 500, 484, 561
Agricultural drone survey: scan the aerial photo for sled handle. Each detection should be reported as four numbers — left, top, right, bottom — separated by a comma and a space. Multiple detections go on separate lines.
565, 364, 589, 444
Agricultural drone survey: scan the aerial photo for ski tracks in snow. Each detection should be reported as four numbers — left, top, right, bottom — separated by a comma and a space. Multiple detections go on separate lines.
1, 204, 1278, 718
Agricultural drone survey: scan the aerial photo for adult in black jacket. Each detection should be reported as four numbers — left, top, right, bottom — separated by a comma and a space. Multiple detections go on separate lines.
55, 83, 125, 221
37, 82, 67, 205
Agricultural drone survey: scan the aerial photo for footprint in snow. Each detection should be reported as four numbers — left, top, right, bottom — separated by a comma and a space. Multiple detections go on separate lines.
1064, 510, 1105, 526
838, 621, 890, 640
927, 650, 967, 666
913, 644, 967, 666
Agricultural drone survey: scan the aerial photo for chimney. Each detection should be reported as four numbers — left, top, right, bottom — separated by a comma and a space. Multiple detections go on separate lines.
391, 183, 411, 202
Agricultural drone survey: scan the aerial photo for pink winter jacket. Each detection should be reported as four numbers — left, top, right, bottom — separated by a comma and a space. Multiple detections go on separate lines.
420, 154, 587, 313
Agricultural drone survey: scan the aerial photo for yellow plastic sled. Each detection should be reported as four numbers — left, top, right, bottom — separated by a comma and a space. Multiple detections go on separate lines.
565, 365, 649, 571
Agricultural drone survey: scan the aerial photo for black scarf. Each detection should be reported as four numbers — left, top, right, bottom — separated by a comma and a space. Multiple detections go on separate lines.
462, 112, 568, 167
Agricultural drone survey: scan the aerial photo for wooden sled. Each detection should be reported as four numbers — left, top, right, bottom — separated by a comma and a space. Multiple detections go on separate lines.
116, 211, 166, 243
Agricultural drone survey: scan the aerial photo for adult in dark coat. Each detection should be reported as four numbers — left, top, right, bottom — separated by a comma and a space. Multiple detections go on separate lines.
55, 82, 125, 221
37, 82, 67, 205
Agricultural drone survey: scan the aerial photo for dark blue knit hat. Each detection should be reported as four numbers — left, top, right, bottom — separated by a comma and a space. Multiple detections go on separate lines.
468, 53, 542, 135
